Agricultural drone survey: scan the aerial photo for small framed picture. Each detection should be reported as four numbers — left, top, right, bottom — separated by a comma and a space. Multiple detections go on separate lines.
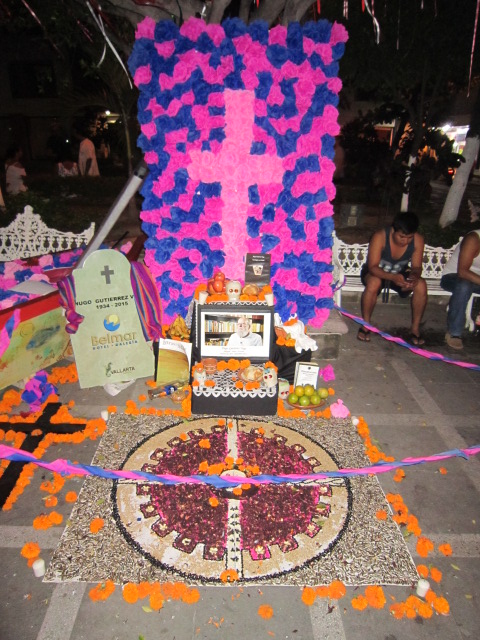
294, 362, 320, 388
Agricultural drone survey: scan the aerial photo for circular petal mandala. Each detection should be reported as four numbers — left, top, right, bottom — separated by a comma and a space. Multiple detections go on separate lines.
113, 417, 350, 582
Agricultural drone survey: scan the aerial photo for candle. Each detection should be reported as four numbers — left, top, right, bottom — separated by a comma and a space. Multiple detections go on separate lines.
416, 578, 430, 598
264, 292, 274, 305
33, 558, 45, 578
198, 290, 208, 304
100, 409, 109, 421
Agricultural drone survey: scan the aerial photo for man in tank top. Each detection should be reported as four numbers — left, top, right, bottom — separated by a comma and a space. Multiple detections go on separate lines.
358, 212, 428, 345
440, 229, 480, 350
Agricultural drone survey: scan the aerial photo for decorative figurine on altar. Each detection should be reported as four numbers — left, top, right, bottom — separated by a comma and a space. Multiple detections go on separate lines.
262, 366, 278, 389
226, 280, 242, 301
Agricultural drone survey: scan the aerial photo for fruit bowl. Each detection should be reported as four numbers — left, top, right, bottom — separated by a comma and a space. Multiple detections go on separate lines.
286, 398, 326, 410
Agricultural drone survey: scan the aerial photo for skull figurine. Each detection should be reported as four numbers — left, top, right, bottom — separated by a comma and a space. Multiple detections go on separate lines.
226, 280, 242, 301
278, 378, 290, 399
193, 365, 207, 386
262, 366, 278, 388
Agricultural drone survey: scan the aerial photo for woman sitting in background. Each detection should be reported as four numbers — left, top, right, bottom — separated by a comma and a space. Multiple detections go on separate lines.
56, 147, 79, 178
5, 145, 28, 195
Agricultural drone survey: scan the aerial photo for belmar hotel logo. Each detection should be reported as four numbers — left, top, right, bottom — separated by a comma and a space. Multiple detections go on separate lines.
104, 314, 120, 331
91, 314, 138, 349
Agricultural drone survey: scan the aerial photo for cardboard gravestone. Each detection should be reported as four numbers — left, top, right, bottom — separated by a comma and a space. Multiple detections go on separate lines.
71, 249, 154, 388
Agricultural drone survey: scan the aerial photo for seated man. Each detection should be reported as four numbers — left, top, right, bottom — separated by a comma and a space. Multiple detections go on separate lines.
228, 316, 262, 347
358, 211, 428, 345
440, 229, 480, 350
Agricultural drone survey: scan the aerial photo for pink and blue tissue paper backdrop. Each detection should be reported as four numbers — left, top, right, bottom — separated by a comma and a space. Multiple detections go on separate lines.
129, 17, 347, 326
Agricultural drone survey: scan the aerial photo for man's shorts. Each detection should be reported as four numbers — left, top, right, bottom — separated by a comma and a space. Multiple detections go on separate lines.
361, 265, 412, 299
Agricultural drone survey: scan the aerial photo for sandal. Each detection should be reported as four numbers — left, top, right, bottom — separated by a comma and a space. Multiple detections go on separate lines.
357, 327, 371, 342
408, 332, 425, 346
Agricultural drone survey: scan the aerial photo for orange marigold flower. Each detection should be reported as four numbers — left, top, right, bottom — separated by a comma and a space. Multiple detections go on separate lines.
65, 491, 78, 503
235, 380, 244, 389
258, 604, 274, 619
199, 438, 211, 449
182, 588, 200, 604
301, 586, 316, 606
89, 580, 115, 602
425, 589, 437, 604
433, 596, 450, 615
315, 586, 329, 598
21, 542, 40, 559
45, 495, 57, 508
389, 602, 406, 619
138, 394, 147, 402
393, 469, 406, 483
209, 497, 219, 507
376, 509, 388, 520
328, 580, 346, 600
232, 487, 243, 496
416, 564, 429, 578
417, 601, 433, 619
220, 569, 239, 583
439, 467, 448, 475
179, 433, 188, 441
351, 594, 368, 611
438, 543, 452, 556
48, 511, 63, 525
122, 582, 139, 604
90, 518, 105, 534
198, 460, 209, 473
365, 585, 386, 609
430, 567, 442, 583
416, 536, 435, 558
107, 405, 117, 413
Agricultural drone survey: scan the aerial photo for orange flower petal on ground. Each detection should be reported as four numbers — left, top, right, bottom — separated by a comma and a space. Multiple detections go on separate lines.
393, 469, 405, 482
430, 567, 442, 582
199, 438, 211, 449
315, 586, 329, 598
365, 585, 386, 609
301, 586, 316, 606
439, 467, 448, 474
44, 495, 57, 508
209, 497, 219, 507
182, 588, 200, 604
21, 542, 40, 559
438, 543, 452, 556
328, 580, 346, 599
90, 518, 105, 534
122, 582, 139, 604
375, 509, 388, 520
258, 604, 274, 619
416, 564, 429, 578
433, 596, 450, 615
389, 602, 406, 619
65, 491, 78, 503
416, 536, 435, 558
220, 569, 239, 583
89, 580, 115, 602
351, 594, 368, 611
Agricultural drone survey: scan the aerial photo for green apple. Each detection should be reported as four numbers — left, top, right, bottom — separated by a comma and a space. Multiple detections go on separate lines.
317, 387, 329, 399
299, 395, 310, 407
303, 384, 315, 397
288, 393, 299, 404
310, 394, 321, 405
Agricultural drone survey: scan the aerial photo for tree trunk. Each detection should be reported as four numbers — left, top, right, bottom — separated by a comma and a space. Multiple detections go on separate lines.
439, 135, 480, 228
400, 154, 417, 212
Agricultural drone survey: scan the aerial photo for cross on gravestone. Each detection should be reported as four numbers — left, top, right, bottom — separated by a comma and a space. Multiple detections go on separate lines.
188, 89, 285, 277
100, 265, 115, 285
0, 402, 87, 509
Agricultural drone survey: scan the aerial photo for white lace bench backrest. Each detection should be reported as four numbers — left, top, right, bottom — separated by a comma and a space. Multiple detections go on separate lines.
0, 205, 95, 261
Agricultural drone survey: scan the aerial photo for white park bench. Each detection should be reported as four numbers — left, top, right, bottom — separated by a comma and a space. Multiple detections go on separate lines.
0, 205, 95, 261
332, 231, 479, 331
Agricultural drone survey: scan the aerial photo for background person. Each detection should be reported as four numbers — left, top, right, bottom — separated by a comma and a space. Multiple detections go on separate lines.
76, 127, 100, 177
358, 211, 428, 345
5, 145, 28, 195
56, 146, 79, 178
440, 230, 480, 350
227, 316, 262, 347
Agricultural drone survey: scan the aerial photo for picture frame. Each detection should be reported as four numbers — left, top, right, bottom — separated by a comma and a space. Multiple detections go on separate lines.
197, 303, 274, 362
294, 362, 320, 388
